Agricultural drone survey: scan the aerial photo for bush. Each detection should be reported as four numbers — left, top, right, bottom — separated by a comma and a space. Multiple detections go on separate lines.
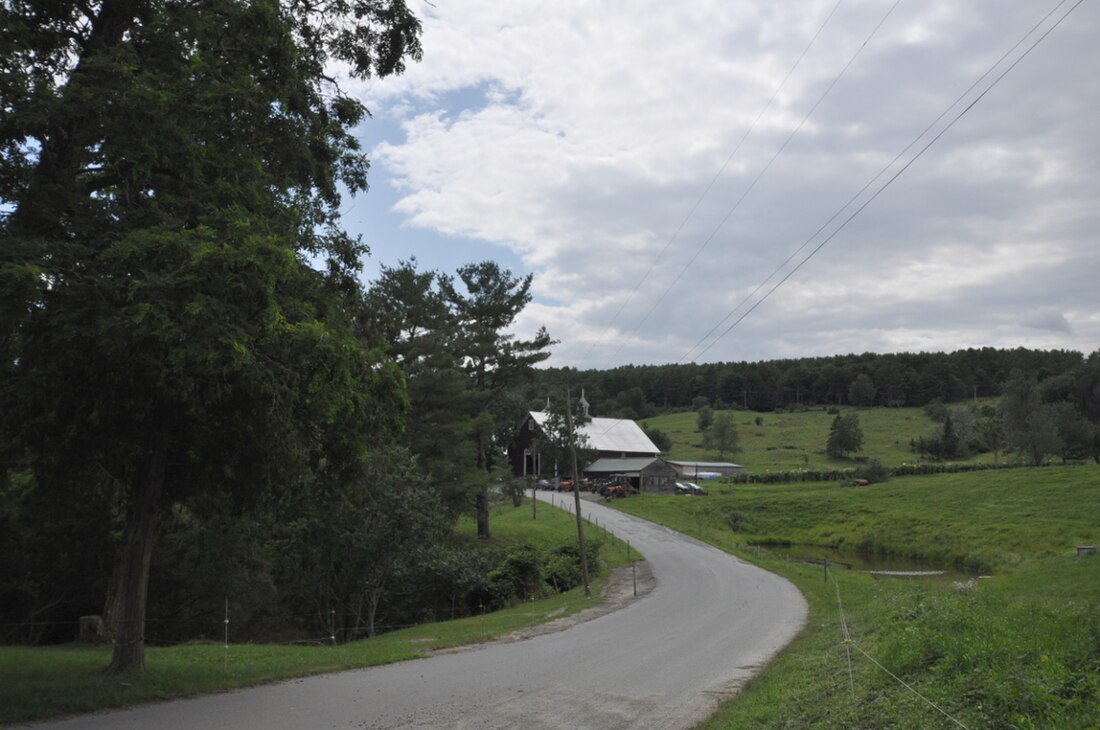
486, 546, 543, 607
536, 540, 598, 593
541, 551, 581, 592
854, 459, 891, 484
924, 398, 948, 422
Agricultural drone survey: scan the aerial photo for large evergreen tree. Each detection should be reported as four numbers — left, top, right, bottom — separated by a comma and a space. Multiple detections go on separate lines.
0, 0, 421, 672
440, 262, 554, 538
361, 259, 481, 515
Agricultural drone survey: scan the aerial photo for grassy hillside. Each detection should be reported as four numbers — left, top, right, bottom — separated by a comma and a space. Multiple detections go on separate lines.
642, 403, 998, 472
612, 466, 1100, 728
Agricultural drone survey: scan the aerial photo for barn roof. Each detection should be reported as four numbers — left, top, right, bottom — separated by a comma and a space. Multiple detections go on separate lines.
584, 457, 666, 474
529, 411, 659, 456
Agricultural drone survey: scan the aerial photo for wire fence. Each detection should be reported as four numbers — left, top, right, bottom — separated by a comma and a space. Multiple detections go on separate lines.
3, 502, 618, 648
1, 602, 509, 645
830, 570, 970, 729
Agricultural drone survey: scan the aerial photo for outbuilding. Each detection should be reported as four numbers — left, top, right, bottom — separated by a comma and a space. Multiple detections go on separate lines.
583, 457, 679, 495
665, 460, 744, 479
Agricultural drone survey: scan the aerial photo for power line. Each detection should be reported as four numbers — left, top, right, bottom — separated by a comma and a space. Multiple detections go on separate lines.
599, 0, 904, 369
687, 0, 1085, 363
680, 0, 1074, 364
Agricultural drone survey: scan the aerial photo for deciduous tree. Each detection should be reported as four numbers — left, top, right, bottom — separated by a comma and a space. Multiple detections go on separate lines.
0, 0, 421, 673
826, 413, 864, 459
702, 413, 740, 459
848, 374, 877, 407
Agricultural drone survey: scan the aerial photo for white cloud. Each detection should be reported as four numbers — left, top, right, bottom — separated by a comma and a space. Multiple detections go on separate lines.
349, 0, 1100, 367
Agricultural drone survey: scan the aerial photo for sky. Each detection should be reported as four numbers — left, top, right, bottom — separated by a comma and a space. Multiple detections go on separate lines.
340, 0, 1100, 370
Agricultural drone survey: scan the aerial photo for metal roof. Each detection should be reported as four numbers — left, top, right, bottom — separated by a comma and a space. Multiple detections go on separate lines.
529, 411, 659, 455
584, 457, 664, 474
665, 460, 743, 468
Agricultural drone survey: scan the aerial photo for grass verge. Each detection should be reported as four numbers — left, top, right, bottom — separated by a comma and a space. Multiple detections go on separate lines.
612, 466, 1100, 728
0, 499, 634, 725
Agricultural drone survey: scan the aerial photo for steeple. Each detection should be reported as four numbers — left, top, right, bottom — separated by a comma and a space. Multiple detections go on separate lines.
580, 389, 590, 421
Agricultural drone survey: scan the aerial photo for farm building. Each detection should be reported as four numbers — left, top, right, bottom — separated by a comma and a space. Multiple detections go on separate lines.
665, 460, 744, 479
507, 406, 660, 479
583, 457, 679, 495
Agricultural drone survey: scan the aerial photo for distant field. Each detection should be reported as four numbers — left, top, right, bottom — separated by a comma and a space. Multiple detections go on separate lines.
642, 403, 998, 471
615, 465, 1100, 573
612, 465, 1100, 729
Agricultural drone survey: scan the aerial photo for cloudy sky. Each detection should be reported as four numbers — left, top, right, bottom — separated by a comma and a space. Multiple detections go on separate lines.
342, 0, 1099, 369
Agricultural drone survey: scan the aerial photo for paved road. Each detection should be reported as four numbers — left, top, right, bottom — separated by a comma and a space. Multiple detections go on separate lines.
31, 495, 806, 729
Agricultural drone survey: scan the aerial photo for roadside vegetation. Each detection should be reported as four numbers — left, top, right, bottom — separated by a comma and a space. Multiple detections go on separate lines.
612, 466, 1100, 728
0, 502, 636, 725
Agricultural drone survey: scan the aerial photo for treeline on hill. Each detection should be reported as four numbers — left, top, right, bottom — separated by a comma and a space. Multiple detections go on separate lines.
526, 348, 1090, 416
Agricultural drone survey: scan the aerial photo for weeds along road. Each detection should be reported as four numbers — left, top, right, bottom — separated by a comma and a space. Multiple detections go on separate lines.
38, 495, 806, 730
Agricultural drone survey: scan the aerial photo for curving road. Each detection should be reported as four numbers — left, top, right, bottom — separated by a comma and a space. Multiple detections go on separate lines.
30, 495, 805, 729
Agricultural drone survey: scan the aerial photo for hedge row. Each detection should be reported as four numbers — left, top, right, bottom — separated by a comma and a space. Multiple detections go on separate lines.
728, 461, 1050, 485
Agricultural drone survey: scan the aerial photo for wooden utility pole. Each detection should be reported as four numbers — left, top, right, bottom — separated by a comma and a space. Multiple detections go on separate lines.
529, 475, 536, 520
566, 387, 591, 597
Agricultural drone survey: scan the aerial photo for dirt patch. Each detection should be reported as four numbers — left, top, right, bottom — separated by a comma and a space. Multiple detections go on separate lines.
432, 561, 655, 654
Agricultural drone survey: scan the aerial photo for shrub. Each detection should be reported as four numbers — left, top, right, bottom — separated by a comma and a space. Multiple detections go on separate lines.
486, 546, 543, 607
541, 552, 581, 592
924, 398, 948, 422
854, 459, 891, 484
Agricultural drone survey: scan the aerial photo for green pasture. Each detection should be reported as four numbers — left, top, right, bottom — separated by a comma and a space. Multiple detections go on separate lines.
612, 465, 1100, 728
642, 404, 997, 471
0, 500, 632, 725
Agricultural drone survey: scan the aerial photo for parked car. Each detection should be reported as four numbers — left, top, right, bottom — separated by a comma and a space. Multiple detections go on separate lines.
557, 478, 576, 492
536, 479, 554, 490
675, 481, 708, 496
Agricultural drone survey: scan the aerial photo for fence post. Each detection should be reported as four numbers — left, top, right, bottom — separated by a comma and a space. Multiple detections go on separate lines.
223, 597, 229, 671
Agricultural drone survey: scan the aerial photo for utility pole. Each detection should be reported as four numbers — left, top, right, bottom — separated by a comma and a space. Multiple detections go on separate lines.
529, 475, 536, 520
566, 387, 591, 597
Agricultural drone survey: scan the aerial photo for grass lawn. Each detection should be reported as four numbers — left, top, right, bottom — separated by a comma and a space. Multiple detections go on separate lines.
612, 465, 1100, 728
642, 403, 998, 472
0, 499, 633, 725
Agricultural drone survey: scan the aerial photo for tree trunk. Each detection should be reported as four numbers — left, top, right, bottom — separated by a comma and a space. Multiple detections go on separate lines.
475, 427, 490, 539
476, 490, 490, 539
102, 451, 165, 674
366, 586, 383, 639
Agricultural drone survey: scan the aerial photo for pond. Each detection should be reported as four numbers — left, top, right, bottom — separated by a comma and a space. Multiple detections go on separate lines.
749, 543, 988, 580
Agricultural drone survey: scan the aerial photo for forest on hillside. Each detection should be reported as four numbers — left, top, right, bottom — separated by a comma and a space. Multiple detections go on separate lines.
526, 347, 1095, 418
